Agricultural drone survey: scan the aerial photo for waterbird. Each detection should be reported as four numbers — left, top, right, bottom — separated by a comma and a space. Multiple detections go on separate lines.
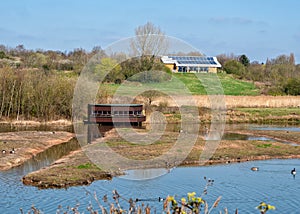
251, 167, 259, 171
9, 148, 15, 154
291, 168, 296, 176
2, 150, 6, 154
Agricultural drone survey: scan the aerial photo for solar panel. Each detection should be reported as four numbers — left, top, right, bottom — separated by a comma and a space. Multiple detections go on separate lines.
167, 56, 219, 66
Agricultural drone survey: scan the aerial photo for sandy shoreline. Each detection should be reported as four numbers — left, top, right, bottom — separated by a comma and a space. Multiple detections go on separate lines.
0, 131, 74, 171
0, 119, 72, 126
20, 127, 300, 189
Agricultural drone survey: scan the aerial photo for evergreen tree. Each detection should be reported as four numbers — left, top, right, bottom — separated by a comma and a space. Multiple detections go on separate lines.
239, 54, 250, 67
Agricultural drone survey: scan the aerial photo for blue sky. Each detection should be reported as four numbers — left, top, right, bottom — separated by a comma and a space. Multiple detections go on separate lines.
1, 0, 300, 63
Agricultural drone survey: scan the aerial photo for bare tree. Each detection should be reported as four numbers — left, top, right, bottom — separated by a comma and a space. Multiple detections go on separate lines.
130, 22, 168, 56
289, 52, 295, 65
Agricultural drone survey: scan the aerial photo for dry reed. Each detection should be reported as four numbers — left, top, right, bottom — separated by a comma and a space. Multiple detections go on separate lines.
151, 95, 300, 108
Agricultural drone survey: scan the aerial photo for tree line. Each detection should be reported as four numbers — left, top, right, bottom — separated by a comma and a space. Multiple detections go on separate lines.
0, 44, 103, 74
1, 22, 300, 121
219, 53, 300, 95
0, 66, 76, 121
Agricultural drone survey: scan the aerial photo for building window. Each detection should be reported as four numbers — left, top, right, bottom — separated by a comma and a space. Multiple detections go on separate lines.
199, 67, 209, 72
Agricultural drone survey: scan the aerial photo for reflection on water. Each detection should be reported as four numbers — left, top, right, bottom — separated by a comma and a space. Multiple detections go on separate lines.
19, 138, 80, 175
250, 125, 300, 132
1, 159, 300, 213
0, 137, 80, 178
121, 168, 170, 180
225, 123, 300, 132
247, 136, 274, 141
1, 123, 300, 213
222, 132, 248, 140
0, 124, 78, 176
222, 132, 299, 146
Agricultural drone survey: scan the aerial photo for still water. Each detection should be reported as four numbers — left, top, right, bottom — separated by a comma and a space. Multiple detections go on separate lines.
1, 159, 300, 213
0, 124, 300, 213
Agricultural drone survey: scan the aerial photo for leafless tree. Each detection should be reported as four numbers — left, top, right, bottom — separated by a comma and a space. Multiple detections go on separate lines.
130, 22, 168, 56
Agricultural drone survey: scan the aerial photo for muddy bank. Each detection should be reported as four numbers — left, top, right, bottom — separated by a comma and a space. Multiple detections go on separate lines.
22, 148, 124, 189
185, 129, 300, 166
22, 127, 300, 189
0, 119, 72, 126
0, 131, 74, 171
183, 154, 300, 167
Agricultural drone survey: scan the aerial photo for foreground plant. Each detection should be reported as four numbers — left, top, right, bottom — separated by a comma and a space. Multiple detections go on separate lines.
20, 176, 276, 213
163, 193, 222, 214
256, 202, 276, 214
163, 177, 223, 214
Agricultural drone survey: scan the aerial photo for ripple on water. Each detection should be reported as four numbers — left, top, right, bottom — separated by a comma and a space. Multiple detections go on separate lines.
250, 125, 300, 132
1, 160, 300, 213
1, 123, 300, 213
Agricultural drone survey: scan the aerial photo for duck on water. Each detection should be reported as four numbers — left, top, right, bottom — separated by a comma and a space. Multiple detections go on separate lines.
251, 167, 259, 171
291, 168, 296, 177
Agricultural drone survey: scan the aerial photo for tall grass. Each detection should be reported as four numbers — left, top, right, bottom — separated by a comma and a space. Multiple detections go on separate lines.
151, 95, 300, 108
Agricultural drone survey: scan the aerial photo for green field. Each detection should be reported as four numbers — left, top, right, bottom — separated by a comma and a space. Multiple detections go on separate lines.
173, 73, 259, 95
103, 73, 260, 96
236, 107, 300, 117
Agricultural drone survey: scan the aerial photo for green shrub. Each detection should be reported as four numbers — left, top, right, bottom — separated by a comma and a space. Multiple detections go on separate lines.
223, 60, 246, 77
284, 78, 300, 95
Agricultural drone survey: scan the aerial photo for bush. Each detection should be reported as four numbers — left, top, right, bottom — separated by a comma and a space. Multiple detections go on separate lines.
223, 60, 246, 77
0, 51, 7, 59
284, 78, 300, 95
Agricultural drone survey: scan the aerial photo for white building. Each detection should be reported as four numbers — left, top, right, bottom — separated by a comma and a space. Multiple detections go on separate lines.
161, 56, 222, 73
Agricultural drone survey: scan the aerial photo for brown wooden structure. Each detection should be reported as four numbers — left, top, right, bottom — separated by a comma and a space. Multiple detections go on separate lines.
86, 104, 146, 125
85, 104, 146, 143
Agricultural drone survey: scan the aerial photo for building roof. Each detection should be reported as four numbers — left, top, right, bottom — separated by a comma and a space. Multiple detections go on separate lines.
89, 104, 143, 107
161, 56, 221, 67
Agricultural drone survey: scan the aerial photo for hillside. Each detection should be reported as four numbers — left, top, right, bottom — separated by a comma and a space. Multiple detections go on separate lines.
173, 73, 260, 95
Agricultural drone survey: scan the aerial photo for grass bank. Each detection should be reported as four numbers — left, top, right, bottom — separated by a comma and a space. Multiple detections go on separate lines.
173, 73, 259, 95
21, 127, 300, 188
22, 149, 122, 188
103, 73, 260, 96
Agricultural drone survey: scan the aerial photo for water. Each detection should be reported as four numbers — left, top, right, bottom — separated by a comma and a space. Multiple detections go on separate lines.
0, 124, 79, 175
225, 123, 300, 132
1, 159, 300, 213
1, 124, 300, 213
250, 125, 300, 132
18, 138, 80, 174
222, 132, 299, 147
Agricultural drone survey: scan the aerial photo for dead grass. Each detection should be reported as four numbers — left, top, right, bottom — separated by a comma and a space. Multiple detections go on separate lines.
151, 95, 300, 108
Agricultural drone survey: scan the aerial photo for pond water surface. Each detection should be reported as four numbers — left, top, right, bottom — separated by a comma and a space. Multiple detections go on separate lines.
0, 124, 300, 213
1, 159, 300, 213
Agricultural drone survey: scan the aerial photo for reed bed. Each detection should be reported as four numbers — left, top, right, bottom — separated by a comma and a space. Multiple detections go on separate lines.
152, 95, 300, 108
